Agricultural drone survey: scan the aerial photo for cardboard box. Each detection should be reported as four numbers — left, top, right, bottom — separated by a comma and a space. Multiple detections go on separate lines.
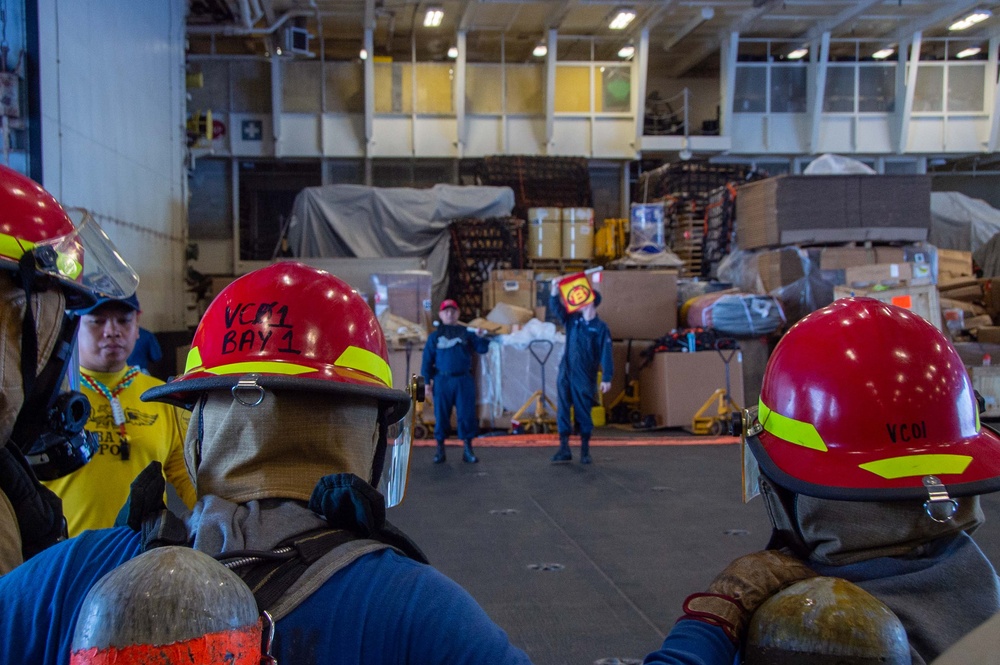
387, 344, 424, 393
371, 271, 433, 330
595, 270, 678, 340
736, 175, 932, 250
844, 262, 914, 288
638, 351, 745, 428
817, 246, 906, 271
938, 249, 974, 278
977, 327, 1000, 345
757, 248, 806, 292
483, 269, 536, 312
833, 283, 943, 331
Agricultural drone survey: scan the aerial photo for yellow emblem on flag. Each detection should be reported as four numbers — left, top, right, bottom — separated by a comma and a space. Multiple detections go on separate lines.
558, 273, 595, 314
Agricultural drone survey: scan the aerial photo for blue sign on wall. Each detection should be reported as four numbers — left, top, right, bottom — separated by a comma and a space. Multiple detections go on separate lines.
241, 119, 263, 141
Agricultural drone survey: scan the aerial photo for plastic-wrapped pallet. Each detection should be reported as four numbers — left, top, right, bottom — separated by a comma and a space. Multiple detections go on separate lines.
686, 292, 786, 336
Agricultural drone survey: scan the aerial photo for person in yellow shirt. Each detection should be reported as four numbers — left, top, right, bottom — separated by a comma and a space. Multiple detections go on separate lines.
42, 293, 195, 536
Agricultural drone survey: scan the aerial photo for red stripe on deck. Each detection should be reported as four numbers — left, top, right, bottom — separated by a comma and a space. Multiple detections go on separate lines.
414, 434, 739, 447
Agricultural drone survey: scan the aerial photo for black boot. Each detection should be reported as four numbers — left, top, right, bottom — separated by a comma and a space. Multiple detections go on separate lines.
551, 434, 572, 463
463, 440, 478, 464
433, 440, 446, 464
580, 434, 592, 465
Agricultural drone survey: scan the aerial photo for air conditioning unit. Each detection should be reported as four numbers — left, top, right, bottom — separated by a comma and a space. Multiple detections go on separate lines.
284, 27, 314, 56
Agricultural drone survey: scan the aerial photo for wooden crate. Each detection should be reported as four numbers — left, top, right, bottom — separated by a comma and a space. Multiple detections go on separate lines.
833, 283, 943, 331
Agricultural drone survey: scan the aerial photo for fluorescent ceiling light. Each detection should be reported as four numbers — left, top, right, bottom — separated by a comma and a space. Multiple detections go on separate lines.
447, 46, 458, 59
872, 48, 894, 60
359, 48, 368, 60
956, 46, 982, 58
618, 44, 635, 59
532, 42, 547, 57
787, 48, 808, 60
609, 9, 636, 30
950, 9, 991, 31
424, 7, 444, 28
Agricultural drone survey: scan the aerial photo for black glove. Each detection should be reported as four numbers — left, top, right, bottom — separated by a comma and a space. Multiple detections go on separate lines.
680, 549, 817, 643
0, 446, 67, 559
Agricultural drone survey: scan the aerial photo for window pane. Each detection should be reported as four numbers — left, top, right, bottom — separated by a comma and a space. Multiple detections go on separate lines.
415, 63, 454, 114
859, 65, 895, 112
824, 67, 855, 112
283, 61, 321, 112
324, 62, 364, 113
734, 66, 766, 112
555, 65, 591, 112
948, 64, 985, 112
507, 64, 544, 114
597, 65, 631, 113
913, 65, 943, 112
467, 63, 503, 114
770, 66, 807, 113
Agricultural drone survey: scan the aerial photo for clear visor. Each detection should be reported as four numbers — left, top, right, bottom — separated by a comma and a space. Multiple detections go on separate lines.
380, 376, 423, 508
381, 409, 413, 508
38, 208, 139, 300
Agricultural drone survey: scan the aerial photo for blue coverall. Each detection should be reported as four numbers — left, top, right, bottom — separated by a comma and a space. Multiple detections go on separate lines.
549, 293, 613, 437
422, 324, 491, 443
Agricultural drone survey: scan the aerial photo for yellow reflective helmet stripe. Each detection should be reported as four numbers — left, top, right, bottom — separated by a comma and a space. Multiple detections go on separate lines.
184, 346, 203, 374
0, 233, 83, 279
184, 345, 391, 387
859, 454, 973, 479
758, 398, 828, 452
336, 346, 392, 388
0, 234, 31, 260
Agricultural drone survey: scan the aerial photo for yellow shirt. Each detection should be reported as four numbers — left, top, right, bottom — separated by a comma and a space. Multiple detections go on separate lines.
43, 367, 196, 537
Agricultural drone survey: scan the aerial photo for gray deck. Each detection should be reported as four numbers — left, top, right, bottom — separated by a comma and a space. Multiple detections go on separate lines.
390, 436, 1000, 665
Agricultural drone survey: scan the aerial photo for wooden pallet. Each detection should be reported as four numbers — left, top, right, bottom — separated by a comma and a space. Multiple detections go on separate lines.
526, 257, 596, 275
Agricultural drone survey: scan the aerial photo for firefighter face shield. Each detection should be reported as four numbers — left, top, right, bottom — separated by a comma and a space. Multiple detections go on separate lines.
16, 208, 139, 307
380, 374, 425, 508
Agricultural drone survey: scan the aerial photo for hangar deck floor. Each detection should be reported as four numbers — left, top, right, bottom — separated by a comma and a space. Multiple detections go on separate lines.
391, 430, 1000, 665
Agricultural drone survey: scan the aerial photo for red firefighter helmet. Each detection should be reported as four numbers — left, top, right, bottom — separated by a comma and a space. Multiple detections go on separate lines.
0, 164, 138, 307
748, 297, 1000, 501
142, 262, 409, 423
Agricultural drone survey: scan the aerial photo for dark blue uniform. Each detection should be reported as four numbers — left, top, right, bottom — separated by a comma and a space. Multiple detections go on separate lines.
422, 325, 491, 445
550, 293, 613, 440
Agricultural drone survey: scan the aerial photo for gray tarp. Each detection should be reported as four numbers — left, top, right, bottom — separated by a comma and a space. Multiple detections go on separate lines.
929, 191, 1000, 253
286, 184, 515, 306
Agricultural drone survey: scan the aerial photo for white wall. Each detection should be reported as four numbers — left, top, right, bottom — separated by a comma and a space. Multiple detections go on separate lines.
37, 0, 188, 332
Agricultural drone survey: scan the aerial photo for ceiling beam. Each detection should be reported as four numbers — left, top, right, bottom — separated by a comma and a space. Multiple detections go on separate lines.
544, 0, 578, 31
663, 6, 713, 52
892, 0, 982, 43
665, 0, 783, 78
799, 0, 883, 42
458, 0, 476, 31
625, 1, 676, 41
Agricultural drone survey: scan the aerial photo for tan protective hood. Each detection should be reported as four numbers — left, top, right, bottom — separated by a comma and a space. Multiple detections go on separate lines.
185, 389, 379, 503
0, 273, 66, 448
760, 476, 984, 565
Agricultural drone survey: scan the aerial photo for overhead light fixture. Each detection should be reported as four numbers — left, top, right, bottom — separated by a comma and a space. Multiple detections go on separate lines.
872, 47, 895, 60
360, 48, 368, 60
787, 48, 808, 60
532, 42, 548, 57
447, 46, 458, 59
949, 8, 991, 31
609, 8, 636, 30
956, 46, 982, 58
618, 44, 635, 59
424, 7, 444, 28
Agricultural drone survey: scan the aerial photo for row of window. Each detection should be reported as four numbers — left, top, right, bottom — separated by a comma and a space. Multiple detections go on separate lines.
735, 61, 987, 115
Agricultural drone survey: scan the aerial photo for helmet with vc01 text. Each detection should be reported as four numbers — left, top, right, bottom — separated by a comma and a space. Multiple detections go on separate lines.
747, 297, 1000, 504
142, 262, 414, 504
